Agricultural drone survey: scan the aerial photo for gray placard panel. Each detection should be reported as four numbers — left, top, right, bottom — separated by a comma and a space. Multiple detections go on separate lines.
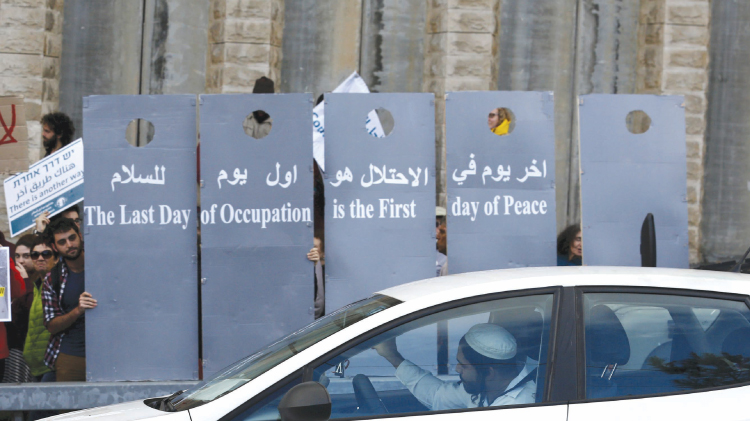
199, 94, 314, 377
325, 93, 435, 312
446, 91, 556, 273
83, 95, 198, 381
579, 94, 688, 267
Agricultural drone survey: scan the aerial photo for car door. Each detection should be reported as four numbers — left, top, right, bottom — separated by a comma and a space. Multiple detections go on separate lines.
225, 288, 569, 421
568, 287, 750, 421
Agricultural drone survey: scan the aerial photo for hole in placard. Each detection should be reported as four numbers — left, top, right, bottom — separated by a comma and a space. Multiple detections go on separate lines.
125, 119, 155, 147
365, 107, 394, 138
626, 110, 651, 134
488, 107, 515, 136
243, 110, 273, 139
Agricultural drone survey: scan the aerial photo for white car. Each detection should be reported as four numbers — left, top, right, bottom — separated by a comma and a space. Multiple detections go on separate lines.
50, 267, 750, 421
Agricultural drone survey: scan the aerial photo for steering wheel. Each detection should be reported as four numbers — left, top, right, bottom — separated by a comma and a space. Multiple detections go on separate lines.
352, 374, 388, 415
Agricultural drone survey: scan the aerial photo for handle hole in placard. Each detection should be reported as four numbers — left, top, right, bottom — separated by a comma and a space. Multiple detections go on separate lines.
243, 110, 273, 139
626, 110, 651, 134
488, 107, 514, 136
365, 107, 394, 138
125, 119, 155, 147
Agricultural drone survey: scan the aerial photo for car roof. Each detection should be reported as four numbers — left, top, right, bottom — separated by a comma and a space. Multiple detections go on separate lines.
378, 266, 750, 303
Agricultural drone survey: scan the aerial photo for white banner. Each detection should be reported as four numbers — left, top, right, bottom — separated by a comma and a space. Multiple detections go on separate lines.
4, 139, 84, 236
312, 71, 384, 172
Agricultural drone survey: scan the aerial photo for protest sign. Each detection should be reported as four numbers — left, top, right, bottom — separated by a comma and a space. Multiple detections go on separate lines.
83, 95, 198, 381
0, 248, 9, 322
312, 71, 384, 172
199, 93, 314, 378
0, 96, 29, 174
325, 93, 435, 312
579, 94, 689, 268
446, 91, 556, 273
4, 139, 84, 237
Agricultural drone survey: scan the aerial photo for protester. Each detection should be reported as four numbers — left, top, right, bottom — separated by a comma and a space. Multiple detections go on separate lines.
34, 204, 82, 236
308, 236, 325, 319
42, 218, 96, 382
41, 112, 76, 157
13, 234, 37, 283
0, 255, 26, 381
488, 108, 511, 136
243, 76, 275, 139
557, 224, 582, 266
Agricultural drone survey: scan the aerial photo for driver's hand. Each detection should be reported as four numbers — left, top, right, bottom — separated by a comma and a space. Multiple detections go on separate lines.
373, 337, 398, 358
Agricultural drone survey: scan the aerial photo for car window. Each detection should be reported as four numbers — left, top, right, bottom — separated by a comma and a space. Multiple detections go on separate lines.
231, 377, 302, 421
310, 294, 555, 418
170, 294, 400, 411
583, 293, 750, 400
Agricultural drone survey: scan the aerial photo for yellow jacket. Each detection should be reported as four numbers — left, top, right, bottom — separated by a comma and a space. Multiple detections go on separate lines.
492, 119, 510, 136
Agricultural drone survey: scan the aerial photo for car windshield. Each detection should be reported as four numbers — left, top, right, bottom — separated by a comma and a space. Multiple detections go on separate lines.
168, 294, 401, 411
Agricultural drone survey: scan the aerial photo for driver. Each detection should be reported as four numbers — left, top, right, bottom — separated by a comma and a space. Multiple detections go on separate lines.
374, 323, 536, 410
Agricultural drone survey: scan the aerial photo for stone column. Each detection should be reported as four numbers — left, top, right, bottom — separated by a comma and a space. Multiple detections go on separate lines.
423, 0, 500, 207
206, 0, 284, 93
0, 0, 64, 237
636, 0, 710, 264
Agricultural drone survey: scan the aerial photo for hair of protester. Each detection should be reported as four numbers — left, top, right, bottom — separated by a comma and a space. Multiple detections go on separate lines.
557, 223, 581, 256
45, 217, 80, 243
16, 234, 37, 250
495, 107, 510, 122
458, 335, 519, 406
41, 112, 75, 155
58, 204, 80, 219
31, 235, 56, 255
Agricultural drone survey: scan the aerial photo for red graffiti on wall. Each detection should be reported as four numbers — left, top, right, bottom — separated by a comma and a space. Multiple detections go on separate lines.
0, 104, 18, 145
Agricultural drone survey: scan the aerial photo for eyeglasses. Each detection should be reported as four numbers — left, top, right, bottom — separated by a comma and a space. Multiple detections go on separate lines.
31, 250, 54, 260
489, 113, 498, 118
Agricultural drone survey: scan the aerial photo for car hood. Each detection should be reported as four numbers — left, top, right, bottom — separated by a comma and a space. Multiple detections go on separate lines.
43, 399, 191, 421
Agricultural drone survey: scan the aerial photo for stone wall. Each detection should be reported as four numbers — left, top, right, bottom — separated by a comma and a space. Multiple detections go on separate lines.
637, 0, 711, 263
206, 0, 284, 93
424, 0, 500, 207
0, 0, 64, 238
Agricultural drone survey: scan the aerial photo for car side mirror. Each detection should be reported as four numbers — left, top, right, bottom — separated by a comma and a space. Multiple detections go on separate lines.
278, 381, 331, 421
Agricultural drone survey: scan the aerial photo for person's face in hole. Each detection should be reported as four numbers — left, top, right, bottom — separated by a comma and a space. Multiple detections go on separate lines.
488, 109, 501, 130
570, 231, 582, 258
15, 245, 34, 274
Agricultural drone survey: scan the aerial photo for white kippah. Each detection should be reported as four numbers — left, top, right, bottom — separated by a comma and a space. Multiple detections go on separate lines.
464, 323, 517, 360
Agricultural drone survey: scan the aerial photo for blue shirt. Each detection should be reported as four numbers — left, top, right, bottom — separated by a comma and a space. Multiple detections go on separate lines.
59, 269, 85, 357
557, 254, 582, 266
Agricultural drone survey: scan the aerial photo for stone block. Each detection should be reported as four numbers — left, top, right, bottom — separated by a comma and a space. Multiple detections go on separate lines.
424, 54, 447, 78
0, 28, 44, 54
444, 76, 490, 91
42, 77, 57, 101
685, 137, 702, 159
686, 185, 697, 204
270, 17, 283, 47
667, 50, 708, 69
667, 3, 709, 26
44, 32, 62, 57
24, 98, 41, 121
446, 55, 491, 77
686, 159, 702, 181
426, 33, 447, 54
0, 54, 43, 77
664, 70, 706, 92
205, 65, 223, 93
666, 24, 709, 47
222, 62, 269, 91
269, 45, 281, 71
446, 10, 495, 33
225, 0, 271, 19
688, 205, 700, 227
447, 32, 493, 55
427, 6, 447, 34
683, 94, 704, 115
223, 18, 272, 43
6, 0, 44, 7
42, 56, 58, 79
447, 0, 495, 10
211, 0, 227, 20
685, 115, 704, 135
688, 225, 699, 249
224, 43, 271, 66
208, 21, 224, 44
643, 23, 663, 45
1, 6, 45, 29
639, 0, 665, 24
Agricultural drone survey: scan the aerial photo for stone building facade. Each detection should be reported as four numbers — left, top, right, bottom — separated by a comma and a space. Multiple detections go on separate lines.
0, 0, 742, 266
